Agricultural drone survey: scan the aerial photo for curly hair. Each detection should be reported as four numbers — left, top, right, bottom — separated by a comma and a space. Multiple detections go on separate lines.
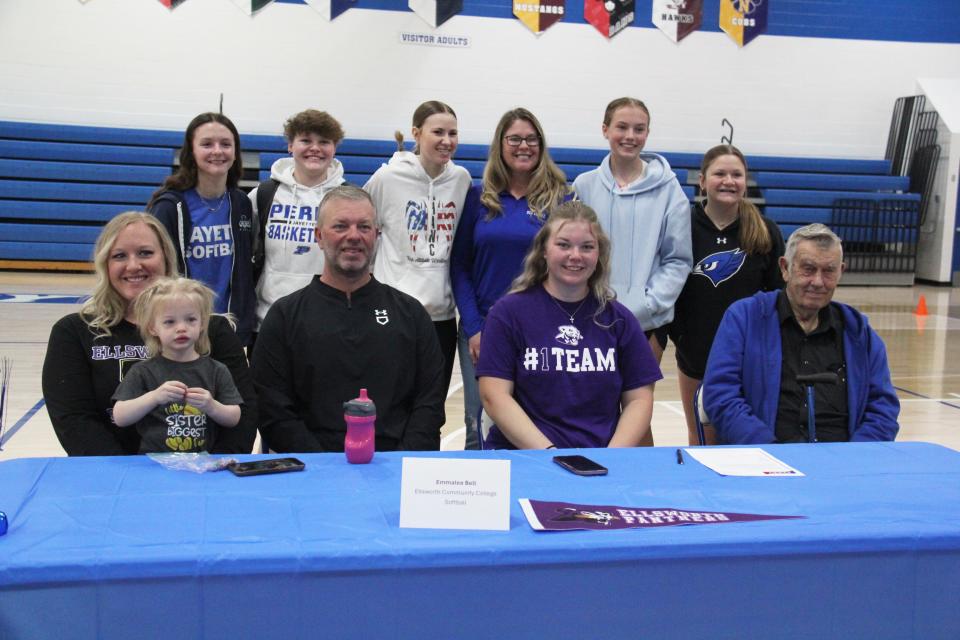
284, 109, 344, 144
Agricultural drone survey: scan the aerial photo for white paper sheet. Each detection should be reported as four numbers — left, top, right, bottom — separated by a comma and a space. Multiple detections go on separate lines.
399, 457, 511, 530
684, 448, 805, 477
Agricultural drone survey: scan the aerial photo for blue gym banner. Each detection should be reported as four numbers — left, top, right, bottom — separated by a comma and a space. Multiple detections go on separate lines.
409, 0, 463, 27
305, 0, 356, 20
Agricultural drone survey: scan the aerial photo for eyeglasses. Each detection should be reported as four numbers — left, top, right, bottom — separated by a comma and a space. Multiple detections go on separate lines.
504, 135, 540, 147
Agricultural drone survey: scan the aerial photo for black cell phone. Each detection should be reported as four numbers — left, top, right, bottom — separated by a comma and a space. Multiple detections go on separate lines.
228, 457, 305, 477
553, 455, 608, 476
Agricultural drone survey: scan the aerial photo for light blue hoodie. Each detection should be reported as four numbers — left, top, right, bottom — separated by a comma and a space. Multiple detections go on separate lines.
573, 152, 692, 331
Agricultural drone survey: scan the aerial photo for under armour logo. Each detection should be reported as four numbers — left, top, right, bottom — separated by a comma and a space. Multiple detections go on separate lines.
375, 309, 389, 326
717, 237, 727, 244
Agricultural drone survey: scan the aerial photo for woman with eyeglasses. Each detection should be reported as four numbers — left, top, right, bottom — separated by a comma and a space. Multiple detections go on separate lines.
450, 107, 572, 449
364, 100, 472, 401
573, 97, 692, 445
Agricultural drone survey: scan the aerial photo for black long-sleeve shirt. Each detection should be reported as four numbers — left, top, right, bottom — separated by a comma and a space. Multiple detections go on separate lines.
251, 276, 445, 453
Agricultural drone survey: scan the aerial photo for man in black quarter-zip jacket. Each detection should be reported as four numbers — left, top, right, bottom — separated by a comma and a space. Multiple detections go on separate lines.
251, 185, 445, 452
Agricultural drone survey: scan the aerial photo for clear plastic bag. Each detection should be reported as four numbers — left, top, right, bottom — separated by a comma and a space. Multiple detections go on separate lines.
147, 452, 238, 474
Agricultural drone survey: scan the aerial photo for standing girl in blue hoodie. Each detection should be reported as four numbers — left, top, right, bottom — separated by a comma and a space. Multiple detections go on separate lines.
364, 101, 472, 399
573, 97, 692, 445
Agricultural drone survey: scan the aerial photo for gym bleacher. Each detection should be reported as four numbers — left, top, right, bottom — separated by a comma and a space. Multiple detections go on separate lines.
0, 120, 920, 283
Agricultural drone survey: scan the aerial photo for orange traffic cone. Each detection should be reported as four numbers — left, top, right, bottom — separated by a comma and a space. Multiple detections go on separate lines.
914, 295, 928, 317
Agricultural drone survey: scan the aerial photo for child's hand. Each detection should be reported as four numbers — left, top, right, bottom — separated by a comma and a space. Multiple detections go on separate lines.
152, 381, 188, 407
185, 387, 214, 412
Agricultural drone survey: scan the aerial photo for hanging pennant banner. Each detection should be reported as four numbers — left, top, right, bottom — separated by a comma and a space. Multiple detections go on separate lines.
513, 0, 566, 35
304, 0, 356, 21
157, 0, 188, 8
652, 0, 702, 43
584, 0, 634, 39
409, 0, 463, 28
230, 0, 274, 15
719, 0, 768, 47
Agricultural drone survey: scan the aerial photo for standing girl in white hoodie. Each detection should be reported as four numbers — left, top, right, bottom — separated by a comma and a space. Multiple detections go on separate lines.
249, 110, 347, 336
573, 97, 692, 446
364, 101, 472, 399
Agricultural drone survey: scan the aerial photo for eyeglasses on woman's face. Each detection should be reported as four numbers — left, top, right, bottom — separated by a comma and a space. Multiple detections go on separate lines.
504, 135, 540, 147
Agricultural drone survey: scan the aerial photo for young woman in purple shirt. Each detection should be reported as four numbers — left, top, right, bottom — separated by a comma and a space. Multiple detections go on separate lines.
476, 201, 662, 449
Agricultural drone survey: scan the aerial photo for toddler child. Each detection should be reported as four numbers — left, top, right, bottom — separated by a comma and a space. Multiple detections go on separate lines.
113, 277, 242, 453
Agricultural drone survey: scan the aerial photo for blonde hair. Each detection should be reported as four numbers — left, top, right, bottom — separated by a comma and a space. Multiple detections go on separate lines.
133, 277, 215, 358
700, 144, 772, 254
480, 108, 571, 220
81, 212, 177, 337
510, 201, 616, 321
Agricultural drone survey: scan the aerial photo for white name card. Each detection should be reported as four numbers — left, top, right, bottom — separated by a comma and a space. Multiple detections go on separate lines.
399, 457, 511, 531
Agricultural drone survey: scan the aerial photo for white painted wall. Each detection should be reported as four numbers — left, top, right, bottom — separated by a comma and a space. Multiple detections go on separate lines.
2, 0, 959, 159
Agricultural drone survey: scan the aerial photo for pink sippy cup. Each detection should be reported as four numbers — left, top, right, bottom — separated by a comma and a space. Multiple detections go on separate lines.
343, 388, 376, 464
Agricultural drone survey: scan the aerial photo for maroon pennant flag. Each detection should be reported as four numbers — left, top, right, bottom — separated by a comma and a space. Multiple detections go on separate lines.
520, 499, 803, 531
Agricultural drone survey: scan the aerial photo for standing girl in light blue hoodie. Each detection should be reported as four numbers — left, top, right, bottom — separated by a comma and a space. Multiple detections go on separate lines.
573, 97, 692, 445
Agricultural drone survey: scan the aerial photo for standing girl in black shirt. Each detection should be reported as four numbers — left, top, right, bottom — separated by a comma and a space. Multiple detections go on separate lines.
669, 145, 785, 445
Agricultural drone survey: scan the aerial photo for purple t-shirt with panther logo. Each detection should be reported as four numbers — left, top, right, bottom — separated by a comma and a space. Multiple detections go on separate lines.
476, 285, 662, 449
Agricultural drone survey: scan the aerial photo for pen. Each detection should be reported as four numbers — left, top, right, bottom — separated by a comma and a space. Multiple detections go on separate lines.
676, 449, 684, 465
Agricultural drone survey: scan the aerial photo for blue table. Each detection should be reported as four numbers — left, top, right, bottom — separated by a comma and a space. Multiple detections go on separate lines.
1, 443, 959, 639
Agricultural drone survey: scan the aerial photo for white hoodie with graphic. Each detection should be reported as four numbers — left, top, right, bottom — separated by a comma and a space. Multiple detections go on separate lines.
249, 156, 345, 328
364, 151, 472, 321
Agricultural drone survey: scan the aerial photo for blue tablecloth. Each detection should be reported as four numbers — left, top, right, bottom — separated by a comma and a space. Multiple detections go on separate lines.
1, 442, 959, 639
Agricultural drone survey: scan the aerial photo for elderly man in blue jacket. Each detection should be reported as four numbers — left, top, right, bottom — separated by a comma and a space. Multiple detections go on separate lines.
702, 223, 899, 444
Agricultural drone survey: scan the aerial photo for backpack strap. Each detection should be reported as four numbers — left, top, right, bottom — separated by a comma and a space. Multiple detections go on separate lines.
252, 178, 280, 284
